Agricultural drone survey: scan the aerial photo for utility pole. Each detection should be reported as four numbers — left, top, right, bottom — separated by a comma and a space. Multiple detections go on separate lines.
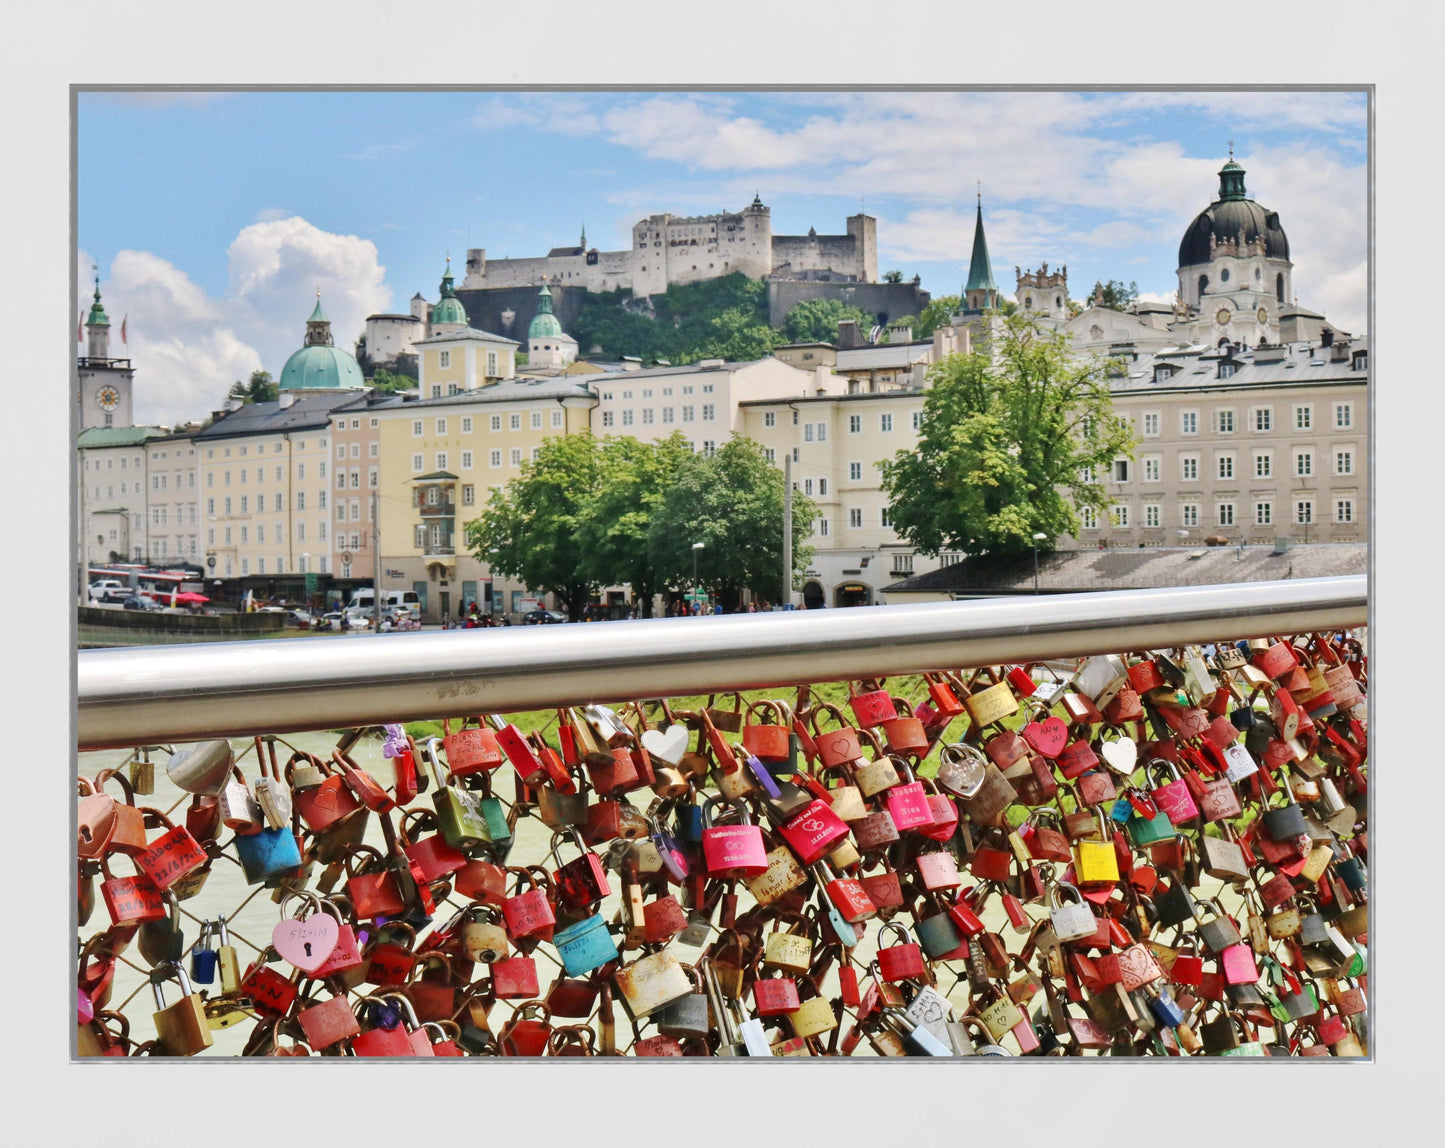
372, 489, 382, 630
782, 452, 793, 610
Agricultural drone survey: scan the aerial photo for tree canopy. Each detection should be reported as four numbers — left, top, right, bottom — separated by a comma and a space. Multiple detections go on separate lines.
465, 432, 814, 617
227, 370, 277, 405
779, 297, 874, 345
1095, 279, 1140, 311
880, 313, 1136, 558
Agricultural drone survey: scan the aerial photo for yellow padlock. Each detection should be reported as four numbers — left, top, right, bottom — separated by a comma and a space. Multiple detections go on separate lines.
1073, 810, 1120, 885
790, 994, 837, 1038
963, 679, 1018, 728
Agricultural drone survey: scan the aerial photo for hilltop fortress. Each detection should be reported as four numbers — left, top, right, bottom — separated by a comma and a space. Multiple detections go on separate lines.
462, 194, 878, 296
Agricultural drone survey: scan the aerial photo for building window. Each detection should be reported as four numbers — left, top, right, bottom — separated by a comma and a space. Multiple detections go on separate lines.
1181, 503, 1199, 528
552, 410, 563, 428
880, 507, 893, 529
414, 524, 426, 549
531, 412, 543, 430
1110, 504, 1129, 528
849, 414, 861, 434
661, 407, 675, 424
1217, 455, 1234, 480
803, 478, 814, 496
1335, 402, 1353, 429
1215, 410, 1235, 434
510, 448, 522, 467
849, 461, 862, 481
463, 484, 475, 506
1080, 507, 1098, 530
702, 404, 715, 421
369, 468, 378, 488
602, 411, 615, 428
487, 352, 498, 376
435, 418, 447, 435
701, 440, 717, 458
318, 521, 327, 542
817, 518, 829, 537
510, 413, 521, 431
880, 413, 893, 432
461, 450, 473, 470
439, 350, 451, 368
764, 448, 775, 463
912, 410, 923, 431
1080, 464, 1096, 484
489, 449, 502, 468
764, 411, 776, 428
1218, 363, 1235, 380
412, 453, 424, 472
642, 409, 655, 425
1112, 459, 1130, 483
1295, 500, 1314, 525
682, 406, 695, 423
1295, 450, 1313, 477
413, 420, 423, 436
295, 522, 304, 542
1217, 503, 1235, 526
848, 508, 863, 528
1255, 453, 1272, 478
816, 422, 828, 442
1142, 457, 1160, 482
1335, 498, 1354, 524
1335, 449, 1353, 476
1144, 504, 1161, 527
491, 415, 502, 432
1181, 456, 1199, 481
1295, 405, 1312, 430
275, 493, 284, 510
1253, 408, 1273, 432
461, 416, 473, 433
337, 442, 347, 460
1255, 501, 1273, 526
1181, 411, 1198, 436
803, 424, 814, 443
296, 491, 305, 510
621, 410, 634, 426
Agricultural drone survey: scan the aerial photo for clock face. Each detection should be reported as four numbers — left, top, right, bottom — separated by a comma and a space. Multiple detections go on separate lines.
1215, 308, 1231, 327
96, 385, 120, 411
1257, 307, 1269, 324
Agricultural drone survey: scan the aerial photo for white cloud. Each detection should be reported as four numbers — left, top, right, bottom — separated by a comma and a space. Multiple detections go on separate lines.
80, 218, 394, 426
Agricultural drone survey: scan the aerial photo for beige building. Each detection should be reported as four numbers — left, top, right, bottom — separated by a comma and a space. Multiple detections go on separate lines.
79, 426, 169, 567
373, 380, 596, 620
145, 430, 201, 566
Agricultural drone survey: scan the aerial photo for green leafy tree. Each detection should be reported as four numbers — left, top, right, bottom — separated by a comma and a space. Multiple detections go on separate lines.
464, 434, 602, 620
780, 297, 874, 344
880, 313, 1136, 558
649, 438, 816, 612
1097, 279, 1139, 311
913, 295, 960, 340
369, 367, 416, 394
576, 434, 696, 617
227, 369, 277, 405
882, 269, 904, 284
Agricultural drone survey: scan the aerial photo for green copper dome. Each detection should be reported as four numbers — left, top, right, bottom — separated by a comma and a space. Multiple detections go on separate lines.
432, 257, 468, 327
279, 344, 366, 389
278, 293, 364, 389
528, 284, 563, 339
87, 276, 110, 327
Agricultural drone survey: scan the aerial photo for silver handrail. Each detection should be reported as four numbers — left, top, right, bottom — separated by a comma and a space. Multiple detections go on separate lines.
76, 576, 1367, 750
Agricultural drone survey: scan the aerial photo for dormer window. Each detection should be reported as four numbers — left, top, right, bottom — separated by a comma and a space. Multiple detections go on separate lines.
1154, 365, 1175, 384
1218, 363, 1236, 379
1352, 351, 1368, 371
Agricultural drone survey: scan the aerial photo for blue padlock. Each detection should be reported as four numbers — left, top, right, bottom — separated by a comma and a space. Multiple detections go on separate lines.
1147, 984, 1186, 1028
1110, 797, 1135, 825
189, 920, 218, 984
674, 800, 705, 844
233, 826, 303, 885
552, 913, 619, 976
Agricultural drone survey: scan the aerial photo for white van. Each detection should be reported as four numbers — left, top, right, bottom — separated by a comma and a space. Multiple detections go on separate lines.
350, 588, 421, 614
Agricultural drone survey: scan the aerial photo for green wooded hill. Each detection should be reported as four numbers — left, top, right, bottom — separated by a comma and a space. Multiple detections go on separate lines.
570, 274, 873, 365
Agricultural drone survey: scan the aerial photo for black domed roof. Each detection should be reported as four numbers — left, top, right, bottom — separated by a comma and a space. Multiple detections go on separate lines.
1178, 159, 1289, 267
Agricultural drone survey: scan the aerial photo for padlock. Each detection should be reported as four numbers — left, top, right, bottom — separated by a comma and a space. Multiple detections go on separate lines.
416, 738, 491, 852
777, 797, 850, 865
552, 912, 619, 977
135, 806, 208, 894
852, 730, 902, 798
501, 866, 557, 941
848, 680, 898, 728
442, 715, 505, 775
762, 912, 815, 974
549, 827, 613, 911
614, 947, 694, 1019
876, 922, 927, 982
92, 768, 149, 855
883, 756, 933, 831
1073, 811, 1120, 885
248, 736, 293, 830
699, 796, 768, 878
150, 961, 214, 1056
165, 739, 235, 796
1048, 880, 1097, 942
137, 890, 186, 967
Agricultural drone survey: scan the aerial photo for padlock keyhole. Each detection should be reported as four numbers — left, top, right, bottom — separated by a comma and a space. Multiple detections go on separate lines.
303, 942, 312, 958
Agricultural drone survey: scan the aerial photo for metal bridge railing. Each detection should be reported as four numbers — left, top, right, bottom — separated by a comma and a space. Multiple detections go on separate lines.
76, 576, 1367, 751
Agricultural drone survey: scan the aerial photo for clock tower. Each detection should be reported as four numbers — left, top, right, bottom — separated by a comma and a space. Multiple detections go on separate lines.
78, 275, 135, 429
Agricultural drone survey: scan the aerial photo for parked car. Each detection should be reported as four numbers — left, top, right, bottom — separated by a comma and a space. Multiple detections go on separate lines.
89, 579, 129, 603
522, 608, 568, 625
282, 609, 313, 630
121, 594, 165, 612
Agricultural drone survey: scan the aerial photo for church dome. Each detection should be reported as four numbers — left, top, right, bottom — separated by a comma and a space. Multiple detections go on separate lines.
1178, 157, 1289, 267
431, 257, 468, 327
279, 343, 365, 389
528, 284, 563, 339
278, 292, 365, 389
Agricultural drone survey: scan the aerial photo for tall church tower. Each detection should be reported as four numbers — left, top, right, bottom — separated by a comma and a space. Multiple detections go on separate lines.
78, 275, 135, 429
962, 189, 999, 312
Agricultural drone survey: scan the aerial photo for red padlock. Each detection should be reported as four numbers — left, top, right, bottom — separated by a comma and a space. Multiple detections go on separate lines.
442, 716, 504, 775
549, 829, 612, 911
848, 681, 898, 728
501, 867, 556, 941
875, 922, 926, 982
699, 798, 768, 879
884, 758, 933, 832
778, 798, 850, 865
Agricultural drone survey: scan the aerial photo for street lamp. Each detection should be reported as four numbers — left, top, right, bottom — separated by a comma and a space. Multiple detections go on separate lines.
1031, 533, 1047, 594
692, 542, 705, 611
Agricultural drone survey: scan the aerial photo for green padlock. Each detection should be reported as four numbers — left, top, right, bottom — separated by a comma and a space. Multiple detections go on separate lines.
422, 738, 491, 852
1127, 807, 1177, 848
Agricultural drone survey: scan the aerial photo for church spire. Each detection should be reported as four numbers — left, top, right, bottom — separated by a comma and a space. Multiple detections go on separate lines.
964, 184, 998, 309
1216, 147, 1248, 202
86, 272, 110, 328
581, 223, 587, 250
304, 289, 333, 346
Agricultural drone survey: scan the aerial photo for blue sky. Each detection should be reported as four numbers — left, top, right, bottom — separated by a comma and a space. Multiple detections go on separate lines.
78, 89, 1368, 425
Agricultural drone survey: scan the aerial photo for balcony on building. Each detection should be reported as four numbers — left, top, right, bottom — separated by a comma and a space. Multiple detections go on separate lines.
411, 471, 457, 559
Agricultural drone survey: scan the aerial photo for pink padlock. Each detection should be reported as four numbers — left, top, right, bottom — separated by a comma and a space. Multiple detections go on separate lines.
778, 798, 850, 865
847, 683, 897, 729
700, 797, 768, 878
1220, 942, 1259, 985
1147, 757, 1200, 826
884, 758, 933, 832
